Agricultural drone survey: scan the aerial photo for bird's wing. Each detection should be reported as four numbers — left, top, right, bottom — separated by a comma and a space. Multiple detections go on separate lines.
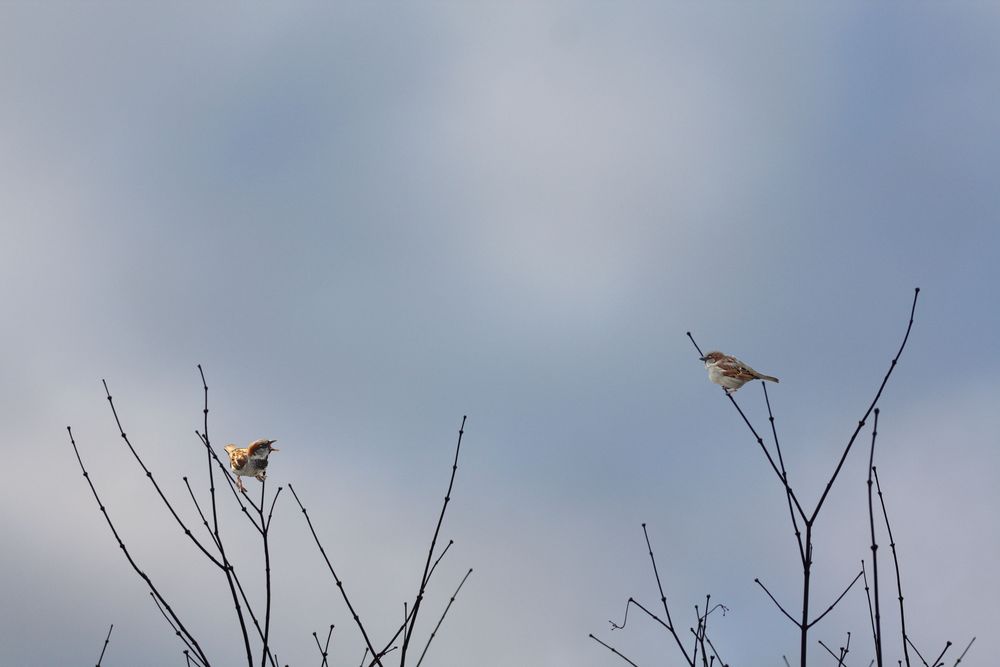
718, 356, 761, 381
230, 449, 249, 470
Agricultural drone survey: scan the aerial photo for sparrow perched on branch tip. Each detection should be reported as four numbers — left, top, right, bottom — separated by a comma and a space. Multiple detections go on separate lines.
224, 439, 279, 493
700, 351, 778, 394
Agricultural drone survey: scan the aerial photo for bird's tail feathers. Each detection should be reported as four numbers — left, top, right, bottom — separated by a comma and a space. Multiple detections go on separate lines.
760, 375, 779, 383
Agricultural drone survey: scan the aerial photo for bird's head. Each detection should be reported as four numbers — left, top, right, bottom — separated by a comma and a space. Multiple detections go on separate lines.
699, 351, 725, 364
248, 438, 279, 459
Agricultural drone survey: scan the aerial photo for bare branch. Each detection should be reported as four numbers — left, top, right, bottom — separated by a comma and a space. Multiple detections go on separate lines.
609, 597, 670, 633
95, 623, 113, 667
862, 561, 877, 658
416, 568, 473, 667
930, 641, 952, 667
312, 624, 334, 667
642, 523, 695, 664
589, 634, 641, 667
67, 426, 210, 665
400, 416, 467, 666
872, 466, 911, 667
952, 637, 975, 666
817, 639, 840, 662
865, 410, 884, 666
101, 380, 224, 569
288, 483, 384, 667
193, 368, 256, 667
810, 288, 920, 523
763, 382, 806, 564
809, 571, 864, 629
906, 636, 930, 667
755, 578, 801, 628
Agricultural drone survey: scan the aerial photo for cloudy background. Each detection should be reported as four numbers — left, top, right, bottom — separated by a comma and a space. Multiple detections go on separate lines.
2, 3, 998, 665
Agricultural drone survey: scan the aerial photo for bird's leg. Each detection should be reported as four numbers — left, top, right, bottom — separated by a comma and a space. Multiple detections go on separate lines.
235, 475, 246, 493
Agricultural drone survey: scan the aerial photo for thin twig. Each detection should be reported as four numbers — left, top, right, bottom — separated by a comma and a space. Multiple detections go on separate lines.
194, 368, 257, 667
866, 409, 884, 667
810, 288, 919, 524
609, 597, 671, 633
67, 426, 210, 665
400, 416, 467, 667
906, 636, 930, 667
755, 578, 801, 627
150, 593, 206, 667
862, 562, 877, 657
704, 634, 728, 667
873, 466, 910, 667
818, 639, 840, 662
416, 568, 473, 666
427, 540, 454, 585
259, 479, 279, 667
313, 625, 334, 667
288, 483, 384, 667
95, 623, 113, 667
929, 641, 952, 667
763, 382, 806, 564
952, 637, 974, 666
589, 634, 641, 667
642, 523, 694, 664
808, 570, 864, 629
101, 380, 224, 569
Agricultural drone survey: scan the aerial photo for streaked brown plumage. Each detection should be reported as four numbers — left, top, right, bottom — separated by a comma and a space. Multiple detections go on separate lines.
700, 351, 779, 393
224, 439, 279, 492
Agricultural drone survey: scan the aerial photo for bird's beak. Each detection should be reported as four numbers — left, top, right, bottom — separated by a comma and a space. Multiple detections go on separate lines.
269, 441, 279, 452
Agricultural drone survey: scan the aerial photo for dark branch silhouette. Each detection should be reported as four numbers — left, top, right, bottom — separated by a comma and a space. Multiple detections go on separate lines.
763, 383, 806, 563
293, 415, 471, 667
597, 525, 728, 667
809, 571, 864, 629
601, 291, 940, 666
416, 567, 473, 667
818, 631, 850, 666
400, 415, 467, 667
872, 466, 910, 667
69, 367, 289, 666
930, 641, 952, 667
288, 483, 385, 667
680, 288, 920, 667
952, 637, 975, 666
589, 634, 641, 667
67, 426, 210, 664
755, 578, 800, 627
95, 623, 113, 667
865, 410, 884, 666
312, 624, 334, 667
642, 523, 696, 664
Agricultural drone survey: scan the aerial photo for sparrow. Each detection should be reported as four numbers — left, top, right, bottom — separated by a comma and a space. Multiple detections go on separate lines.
224, 439, 279, 493
699, 351, 779, 393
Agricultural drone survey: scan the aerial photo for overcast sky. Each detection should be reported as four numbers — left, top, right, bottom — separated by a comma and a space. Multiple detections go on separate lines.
2, 3, 998, 666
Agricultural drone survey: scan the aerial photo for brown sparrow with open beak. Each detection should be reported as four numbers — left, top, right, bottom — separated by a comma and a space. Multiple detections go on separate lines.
224, 439, 279, 492
700, 351, 779, 393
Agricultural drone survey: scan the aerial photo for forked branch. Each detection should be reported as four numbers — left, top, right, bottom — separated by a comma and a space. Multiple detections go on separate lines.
400, 416, 467, 666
